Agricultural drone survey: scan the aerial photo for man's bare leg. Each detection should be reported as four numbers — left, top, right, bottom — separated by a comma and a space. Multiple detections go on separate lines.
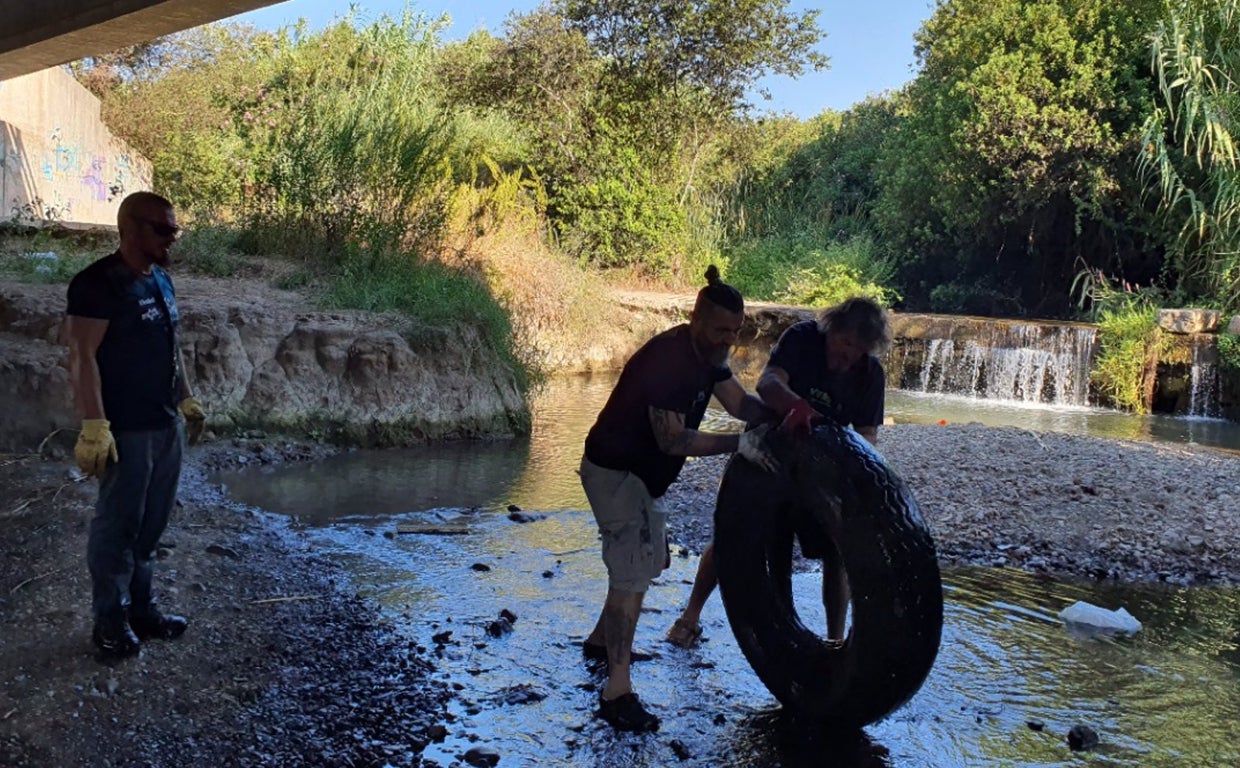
822, 546, 850, 642
587, 587, 645, 699
668, 543, 717, 642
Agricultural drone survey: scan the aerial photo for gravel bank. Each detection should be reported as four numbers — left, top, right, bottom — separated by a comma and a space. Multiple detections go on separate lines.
666, 423, 1240, 587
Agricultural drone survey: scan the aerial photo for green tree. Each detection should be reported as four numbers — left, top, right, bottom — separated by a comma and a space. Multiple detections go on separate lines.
558, 0, 826, 115
444, 0, 827, 277
82, 24, 277, 216
874, 0, 1164, 316
731, 95, 901, 240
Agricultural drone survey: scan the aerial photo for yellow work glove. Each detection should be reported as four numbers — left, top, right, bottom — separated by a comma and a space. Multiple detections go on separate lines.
179, 397, 206, 446
75, 419, 118, 478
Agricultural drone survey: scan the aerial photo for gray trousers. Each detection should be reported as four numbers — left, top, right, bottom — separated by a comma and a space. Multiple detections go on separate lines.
88, 422, 183, 621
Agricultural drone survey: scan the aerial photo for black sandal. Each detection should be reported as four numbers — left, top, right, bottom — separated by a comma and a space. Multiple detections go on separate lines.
597, 692, 660, 732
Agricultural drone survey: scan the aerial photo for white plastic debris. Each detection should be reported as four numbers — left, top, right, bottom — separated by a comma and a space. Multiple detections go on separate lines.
1057, 600, 1142, 635
21, 251, 58, 274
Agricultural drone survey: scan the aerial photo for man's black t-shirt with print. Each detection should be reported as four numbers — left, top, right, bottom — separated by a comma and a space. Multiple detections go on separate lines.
66, 252, 182, 431
585, 324, 732, 498
767, 320, 885, 429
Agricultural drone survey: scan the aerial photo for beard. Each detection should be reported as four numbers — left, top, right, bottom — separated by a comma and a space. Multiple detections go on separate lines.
702, 343, 730, 367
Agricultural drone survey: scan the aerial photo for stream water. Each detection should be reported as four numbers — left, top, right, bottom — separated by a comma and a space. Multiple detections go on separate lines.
217, 375, 1240, 767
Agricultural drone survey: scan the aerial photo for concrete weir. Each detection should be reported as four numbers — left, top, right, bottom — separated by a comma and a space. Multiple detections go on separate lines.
614, 292, 1240, 420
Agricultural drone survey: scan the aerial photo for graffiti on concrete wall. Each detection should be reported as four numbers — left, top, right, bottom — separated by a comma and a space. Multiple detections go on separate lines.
111, 153, 133, 200
2, 123, 145, 225
0, 68, 152, 228
41, 129, 134, 205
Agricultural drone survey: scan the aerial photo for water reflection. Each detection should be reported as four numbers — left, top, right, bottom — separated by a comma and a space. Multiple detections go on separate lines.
219, 376, 1240, 526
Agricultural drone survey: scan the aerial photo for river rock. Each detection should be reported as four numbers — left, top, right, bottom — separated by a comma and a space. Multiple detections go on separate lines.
1157, 308, 1223, 334
463, 745, 501, 767
1067, 724, 1100, 751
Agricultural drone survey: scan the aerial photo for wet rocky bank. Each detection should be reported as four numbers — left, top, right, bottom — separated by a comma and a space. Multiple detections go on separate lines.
667, 422, 1240, 587
0, 438, 467, 768
2, 421, 1239, 767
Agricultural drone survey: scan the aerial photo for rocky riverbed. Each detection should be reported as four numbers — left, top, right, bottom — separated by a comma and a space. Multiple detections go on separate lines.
1, 423, 1238, 767
667, 422, 1240, 587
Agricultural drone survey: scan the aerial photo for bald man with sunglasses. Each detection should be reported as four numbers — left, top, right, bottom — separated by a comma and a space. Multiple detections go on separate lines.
65, 191, 205, 659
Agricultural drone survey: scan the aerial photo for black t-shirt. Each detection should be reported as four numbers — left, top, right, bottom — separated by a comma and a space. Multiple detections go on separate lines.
66, 252, 182, 431
584, 324, 732, 497
767, 320, 885, 429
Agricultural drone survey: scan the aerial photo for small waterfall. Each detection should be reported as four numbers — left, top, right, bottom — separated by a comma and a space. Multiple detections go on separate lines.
909, 323, 1097, 406
1188, 336, 1220, 418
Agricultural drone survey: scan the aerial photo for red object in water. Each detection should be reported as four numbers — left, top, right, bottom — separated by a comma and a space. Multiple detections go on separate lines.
938, 420, 947, 426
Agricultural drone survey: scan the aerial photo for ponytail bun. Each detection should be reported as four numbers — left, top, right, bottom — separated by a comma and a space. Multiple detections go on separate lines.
696, 264, 742, 313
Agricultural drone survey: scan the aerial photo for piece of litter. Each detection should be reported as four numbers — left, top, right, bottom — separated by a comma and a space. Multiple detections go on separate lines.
1057, 600, 1142, 635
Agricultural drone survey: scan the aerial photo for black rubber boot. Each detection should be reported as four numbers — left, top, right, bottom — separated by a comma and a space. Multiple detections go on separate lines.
92, 615, 140, 659
129, 608, 188, 641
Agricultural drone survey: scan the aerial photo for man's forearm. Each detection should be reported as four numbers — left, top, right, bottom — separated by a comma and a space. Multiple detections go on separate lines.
69, 351, 105, 420
177, 349, 194, 400
757, 372, 802, 414
734, 393, 774, 425
659, 429, 741, 458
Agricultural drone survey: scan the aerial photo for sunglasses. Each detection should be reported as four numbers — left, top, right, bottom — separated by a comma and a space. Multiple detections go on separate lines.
140, 219, 181, 238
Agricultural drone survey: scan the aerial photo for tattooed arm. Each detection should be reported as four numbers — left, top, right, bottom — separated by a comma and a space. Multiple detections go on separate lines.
648, 406, 742, 457
713, 376, 776, 426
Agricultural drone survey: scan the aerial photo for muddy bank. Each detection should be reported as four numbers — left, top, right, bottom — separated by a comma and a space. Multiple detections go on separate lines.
667, 422, 1240, 587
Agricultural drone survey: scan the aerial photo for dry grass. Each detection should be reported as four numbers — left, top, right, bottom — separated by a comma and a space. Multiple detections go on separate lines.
441, 186, 634, 375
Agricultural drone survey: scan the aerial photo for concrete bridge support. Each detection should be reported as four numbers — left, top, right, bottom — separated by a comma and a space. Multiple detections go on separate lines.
0, 0, 284, 81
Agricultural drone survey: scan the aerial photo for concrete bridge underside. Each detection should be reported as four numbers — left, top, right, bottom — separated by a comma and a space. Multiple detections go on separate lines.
0, 0, 285, 81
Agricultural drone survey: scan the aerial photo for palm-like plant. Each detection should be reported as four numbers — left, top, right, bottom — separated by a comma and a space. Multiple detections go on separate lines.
1139, 0, 1240, 311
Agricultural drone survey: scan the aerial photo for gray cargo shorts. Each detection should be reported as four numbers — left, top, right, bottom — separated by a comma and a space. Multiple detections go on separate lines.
580, 456, 668, 593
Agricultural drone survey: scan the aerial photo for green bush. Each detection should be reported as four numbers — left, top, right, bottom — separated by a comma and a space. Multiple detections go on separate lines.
0, 240, 97, 284
1218, 331, 1240, 377
724, 233, 897, 306
927, 282, 1014, 315
553, 161, 686, 275
1091, 304, 1164, 413
321, 251, 530, 394
174, 226, 248, 277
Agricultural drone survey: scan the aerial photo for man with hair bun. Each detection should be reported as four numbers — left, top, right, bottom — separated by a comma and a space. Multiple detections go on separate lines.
667, 295, 891, 650
579, 264, 776, 732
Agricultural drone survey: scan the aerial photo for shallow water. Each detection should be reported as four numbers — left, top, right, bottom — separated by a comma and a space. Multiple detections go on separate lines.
887, 389, 1240, 454
216, 375, 1240, 766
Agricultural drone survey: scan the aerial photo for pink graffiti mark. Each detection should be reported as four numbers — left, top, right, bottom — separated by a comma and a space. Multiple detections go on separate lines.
82, 156, 108, 202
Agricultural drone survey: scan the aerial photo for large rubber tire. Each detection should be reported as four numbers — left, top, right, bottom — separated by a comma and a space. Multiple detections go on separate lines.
715, 424, 943, 729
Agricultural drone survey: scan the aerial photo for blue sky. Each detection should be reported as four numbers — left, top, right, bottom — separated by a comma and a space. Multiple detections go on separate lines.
228, 1, 933, 119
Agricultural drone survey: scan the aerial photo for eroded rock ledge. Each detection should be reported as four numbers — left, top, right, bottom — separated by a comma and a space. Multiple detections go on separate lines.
0, 281, 528, 450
